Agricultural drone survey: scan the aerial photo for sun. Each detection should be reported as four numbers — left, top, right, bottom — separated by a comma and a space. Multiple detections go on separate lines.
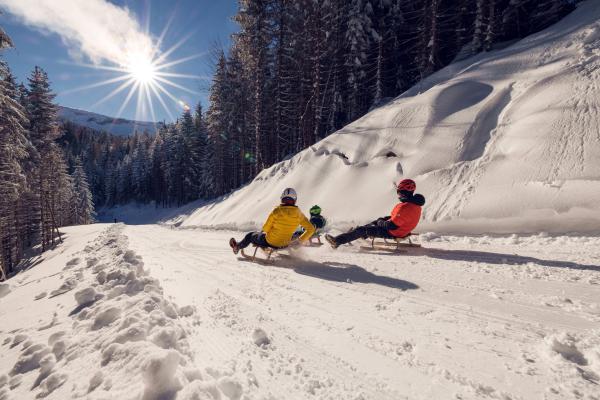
126, 52, 157, 84
64, 15, 209, 122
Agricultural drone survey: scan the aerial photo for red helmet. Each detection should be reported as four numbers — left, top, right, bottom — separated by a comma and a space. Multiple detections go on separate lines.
397, 179, 416, 192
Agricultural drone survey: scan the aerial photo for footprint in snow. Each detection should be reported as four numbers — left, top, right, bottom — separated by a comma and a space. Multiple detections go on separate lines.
34, 292, 47, 301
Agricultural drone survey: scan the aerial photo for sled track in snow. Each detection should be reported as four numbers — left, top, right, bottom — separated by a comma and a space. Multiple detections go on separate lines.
125, 225, 600, 400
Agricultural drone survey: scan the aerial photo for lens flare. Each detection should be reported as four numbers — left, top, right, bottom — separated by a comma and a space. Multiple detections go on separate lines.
178, 100, 190, 111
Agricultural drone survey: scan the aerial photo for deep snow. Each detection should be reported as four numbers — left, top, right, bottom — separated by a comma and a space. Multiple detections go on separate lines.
1, 224, 599, 400
181, 0, 600, 235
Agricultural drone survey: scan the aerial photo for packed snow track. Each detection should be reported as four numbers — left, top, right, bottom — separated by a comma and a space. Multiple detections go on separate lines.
1, 224, 599, 400
127, 225, 599, 400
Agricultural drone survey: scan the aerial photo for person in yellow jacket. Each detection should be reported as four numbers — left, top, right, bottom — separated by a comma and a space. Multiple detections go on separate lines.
229, 188, 316, 254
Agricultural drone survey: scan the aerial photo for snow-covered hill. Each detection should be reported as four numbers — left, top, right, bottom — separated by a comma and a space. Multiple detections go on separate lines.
58, 106, 159, 136
182, 0, 600, 235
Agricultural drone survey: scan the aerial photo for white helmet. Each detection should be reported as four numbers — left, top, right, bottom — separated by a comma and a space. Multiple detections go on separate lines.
280, 187, 297, 203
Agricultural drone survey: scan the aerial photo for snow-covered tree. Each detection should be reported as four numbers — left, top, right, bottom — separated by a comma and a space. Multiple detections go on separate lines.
206, 52, 229, 196
193, 103, 212, 198
0, 60, 29, 273
70, 157, 95, 225
25, 66, 67, 250
345, 0, 374, 121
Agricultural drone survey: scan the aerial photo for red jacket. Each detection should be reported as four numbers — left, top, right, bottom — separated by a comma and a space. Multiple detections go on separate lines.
388, 202, 422, 238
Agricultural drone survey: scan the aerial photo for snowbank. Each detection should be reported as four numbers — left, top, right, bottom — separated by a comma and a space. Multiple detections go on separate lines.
0, 225, 244, 400
181, 0, 600, 235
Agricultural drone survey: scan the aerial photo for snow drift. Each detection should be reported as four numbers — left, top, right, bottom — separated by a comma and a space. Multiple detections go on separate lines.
182, 0, 600, 235
0, 225, 246, 400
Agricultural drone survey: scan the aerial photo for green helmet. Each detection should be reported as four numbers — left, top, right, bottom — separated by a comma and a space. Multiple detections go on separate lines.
309, 205, 321, 215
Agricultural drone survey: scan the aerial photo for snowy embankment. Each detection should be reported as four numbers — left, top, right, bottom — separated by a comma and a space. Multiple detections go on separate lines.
2, 224, 599, 399
181, 0, 600, 235
0, 225, 242, 400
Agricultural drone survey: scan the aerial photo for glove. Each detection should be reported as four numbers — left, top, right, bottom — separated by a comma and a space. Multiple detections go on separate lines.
377, 218, 398, 231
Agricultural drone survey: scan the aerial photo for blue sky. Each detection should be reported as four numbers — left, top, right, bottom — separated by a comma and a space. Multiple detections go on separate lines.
0, 0, 238, 122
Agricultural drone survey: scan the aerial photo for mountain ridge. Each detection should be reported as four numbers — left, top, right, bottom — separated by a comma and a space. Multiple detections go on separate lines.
58, 106, 159, 136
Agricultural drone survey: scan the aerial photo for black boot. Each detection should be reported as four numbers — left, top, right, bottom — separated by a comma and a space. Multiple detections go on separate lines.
229, 238, 240, 254
325, 234, 339, 249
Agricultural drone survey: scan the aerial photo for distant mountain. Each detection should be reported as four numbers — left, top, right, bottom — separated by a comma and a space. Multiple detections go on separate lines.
58, 106, 159, 136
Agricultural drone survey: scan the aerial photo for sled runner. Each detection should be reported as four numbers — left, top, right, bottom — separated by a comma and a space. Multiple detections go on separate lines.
359, 234, 420, 252
240, 242, 299, 262
241, 246, 276, 262
308, 235, 324, 246
292, 231, 324, 246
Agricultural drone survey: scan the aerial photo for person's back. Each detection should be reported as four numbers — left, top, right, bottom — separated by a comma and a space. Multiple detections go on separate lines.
310, 214, 326, 230
229, 188, 315, 254
388, 193, 424, 238
324, 179, 425, 249
263, 204, 314, 247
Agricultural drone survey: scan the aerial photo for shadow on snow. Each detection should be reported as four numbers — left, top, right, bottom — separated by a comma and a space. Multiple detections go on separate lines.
239, 256, 419, 291
364, 246, 599, 272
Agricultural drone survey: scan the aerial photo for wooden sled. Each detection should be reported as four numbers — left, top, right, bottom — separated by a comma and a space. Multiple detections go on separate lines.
359, 234, 421, 252
240, 244, 297, 263
241, 246, 276, 262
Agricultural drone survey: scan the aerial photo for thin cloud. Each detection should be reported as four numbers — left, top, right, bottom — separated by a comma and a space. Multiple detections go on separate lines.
0, 0, 153, 67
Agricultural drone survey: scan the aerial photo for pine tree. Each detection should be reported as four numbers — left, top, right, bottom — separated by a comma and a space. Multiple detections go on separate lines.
149, 129, 167, 206
234, 0, 274, 170
25, 66, 66, 250
206, 53, 229, 196
131, 135, 150, 202
163, 124, 185, 205
472, 0, 486, 53
531, 0, 574, 31
484, 0, 498, 51
0, 60, 29, 273
193, 103, 212, 198
0, 26, 13, 50
179, 109, 198, 202
502, 0, 532, 38
345, 0, 374, 121
226, 44, 254, 185
272, 0, 302, 159
71, 157, 95, 225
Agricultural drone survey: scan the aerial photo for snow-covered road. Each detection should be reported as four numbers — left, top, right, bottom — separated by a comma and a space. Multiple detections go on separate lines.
1, 224, 598, 399
126, 224, 600, 400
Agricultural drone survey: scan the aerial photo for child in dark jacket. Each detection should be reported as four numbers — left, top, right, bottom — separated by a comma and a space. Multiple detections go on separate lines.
308, 205, 327, 233
292, 205, 327, 242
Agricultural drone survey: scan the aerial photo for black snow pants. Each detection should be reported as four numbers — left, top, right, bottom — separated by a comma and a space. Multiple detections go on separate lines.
237, 232, 280, 249
333, 221, 394, 246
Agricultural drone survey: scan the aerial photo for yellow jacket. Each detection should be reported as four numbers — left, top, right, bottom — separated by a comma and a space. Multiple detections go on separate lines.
262, 205, 315, 248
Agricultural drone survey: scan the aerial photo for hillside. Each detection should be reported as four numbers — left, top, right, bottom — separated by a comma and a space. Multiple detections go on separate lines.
181, 0, 600, 235
58, 106, 158, 136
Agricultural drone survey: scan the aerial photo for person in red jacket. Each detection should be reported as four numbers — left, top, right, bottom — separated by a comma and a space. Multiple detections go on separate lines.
324, 179, 425, 249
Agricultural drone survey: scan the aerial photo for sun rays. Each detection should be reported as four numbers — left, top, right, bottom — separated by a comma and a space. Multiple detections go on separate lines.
61, 7, 210, 126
